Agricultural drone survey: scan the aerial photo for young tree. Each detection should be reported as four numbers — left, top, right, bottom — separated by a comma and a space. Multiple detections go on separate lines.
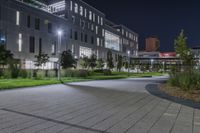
88, 54, 97, 69
174, 30, 194, 71
35, 53, 49, 69
96, 58, 104, 70
80, 56, 89, 69
107, 50, 114, 70
117, 55, 123, 72
61, 50, 76, 69
0, 45, 13, 67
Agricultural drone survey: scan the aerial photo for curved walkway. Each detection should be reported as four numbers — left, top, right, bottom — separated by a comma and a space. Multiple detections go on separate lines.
0, 76, 199, 133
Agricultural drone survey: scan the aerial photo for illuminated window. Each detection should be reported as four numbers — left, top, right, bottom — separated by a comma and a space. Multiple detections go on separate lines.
49, 1, 66, 13
74, 3, 78, 13
93, 13, 95, 22
80, 6, 83, 16
16, 11, 20, 26
100, 17, 103, 25
105, 30, 120, 51
79, 46, 92, 57
70, 1, 73, 11
51, 42, 56, 55
89, 11, 92, 20
18, 33, 22, 52
97, 37, 100, 46
84, 8, 87, 18
96, 26, 98, 34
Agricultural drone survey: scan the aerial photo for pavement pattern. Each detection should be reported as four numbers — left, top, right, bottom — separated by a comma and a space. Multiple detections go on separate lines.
0, 76, 199, 133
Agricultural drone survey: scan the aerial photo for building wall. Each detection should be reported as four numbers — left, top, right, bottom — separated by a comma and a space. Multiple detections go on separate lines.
145, 37, 160, 52
0, 0, 139, 69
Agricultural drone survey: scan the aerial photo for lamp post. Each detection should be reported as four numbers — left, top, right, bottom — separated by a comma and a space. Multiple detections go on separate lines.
127, 50, 130, 76
151, 59, 154, 72
57, 30, 62, 81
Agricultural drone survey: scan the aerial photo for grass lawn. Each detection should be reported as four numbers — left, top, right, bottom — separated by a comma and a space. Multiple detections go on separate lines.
0, 72, 165, 90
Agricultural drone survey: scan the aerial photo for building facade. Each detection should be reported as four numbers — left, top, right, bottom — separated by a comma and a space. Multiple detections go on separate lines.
0, 0, 139, 69
145, 36, 160, 52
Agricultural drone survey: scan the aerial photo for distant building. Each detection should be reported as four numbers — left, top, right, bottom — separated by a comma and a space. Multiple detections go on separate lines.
159, 52, 176, 58
138, 51, 160, 58
145, 36, 160, 52
192, 46, 200, 58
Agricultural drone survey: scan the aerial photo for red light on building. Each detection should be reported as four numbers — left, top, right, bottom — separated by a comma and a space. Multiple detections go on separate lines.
160, 52, 176, 58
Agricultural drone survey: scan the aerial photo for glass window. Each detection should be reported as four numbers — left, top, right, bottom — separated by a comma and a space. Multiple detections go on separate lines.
97, 37, 100, 46
29, 36, 35, 53
93, 13, 95, 22
74, 31, 78, 40
105, 30, 120, 51
89, 11, 92, 20
51, 42, 56, 55
48, 22, 52, 33
39, 38, 42, 54
27, 15, 31, 28
95, 26, 98, 34
74, 3, 78, 13
35, 18, 40, 30
80, 6, 83, 16
84, 8, 87, 18
79, 46, 92, 57
18, 33, 22, 52
100, 17, 103, 25
0, 30, 6, 45
70, 1, 73, 11
16, 11, 20, 26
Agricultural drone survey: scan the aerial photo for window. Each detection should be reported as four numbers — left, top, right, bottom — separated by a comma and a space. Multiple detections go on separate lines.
18, 33, 22, 52
39, 38, 42, 54
91, 36, 94, 44
84, 8, 87, 18
74, 3, 78, 13
70, 29, 73, 39
79, 46, 92, 57
48, 22, 52, 33
51, 42, 56, 55
95, 26, 98, 34
102, 29, 105, 37
100, 17, 103, 25
80, 6, 83, 16
72, 15, 75, 23
72, 44, 75, 54
105, 30, 120, 51
93, 13, 95, 22
98, 16, 100, 24
81, 32, 83, 42
35, 18, 40, 30
70, 1, 73, 11
74, 31, 78, 40
97, 37, 100, 46
80, 20, 85, 29
89, 11, 92, 20
27, 15, 31, 28
16, 11, 20, 26
0, 30, 6, 45
84, 34, 88, 43
29, 36, 35, 53
91, 24, 94, 31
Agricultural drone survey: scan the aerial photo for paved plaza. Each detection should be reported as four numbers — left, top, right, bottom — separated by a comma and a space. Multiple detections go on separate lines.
0, 76, 199, 133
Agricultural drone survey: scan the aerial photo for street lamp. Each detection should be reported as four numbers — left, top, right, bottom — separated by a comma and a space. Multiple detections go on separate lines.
57, 29, 62, 81
127, 50, 130, 76
151, 59, 154, 71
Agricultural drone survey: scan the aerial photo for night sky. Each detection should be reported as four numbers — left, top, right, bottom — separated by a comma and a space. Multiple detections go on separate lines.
84, 0, 200, 52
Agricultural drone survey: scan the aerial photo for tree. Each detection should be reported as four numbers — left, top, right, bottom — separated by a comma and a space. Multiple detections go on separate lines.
107, 50, 114, 69
117, 55, 123, 72
0, 45, 13, 67
80, 56, 89, 69
174, 30, 194, 71
35, 53, 49, 69
96, 58, 104, 70
61, 50, 76, 69
88, 54, 97, 69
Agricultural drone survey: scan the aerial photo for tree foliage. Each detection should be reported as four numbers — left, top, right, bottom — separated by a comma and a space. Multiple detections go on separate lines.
96, 58, 104, 69
61, 50, 76, 69
35, 53, 49, 68
117, 55, 123, 72
0, 45, 13, 66
88, 54, 97, 69
80, 56, 89, 69
174, 30, 194, 70
106, 50, 114, 69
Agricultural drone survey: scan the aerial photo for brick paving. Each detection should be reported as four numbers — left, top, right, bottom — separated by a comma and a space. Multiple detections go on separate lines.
0, 77, 199, 133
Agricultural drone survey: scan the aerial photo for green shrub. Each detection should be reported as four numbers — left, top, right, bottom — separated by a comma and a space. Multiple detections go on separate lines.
0, 69, 3, 77
36, 70, 46, 79
93, 69, 104, 73
3, 69, 11, 79
103, 69, 112, 76
61, 69, 74, 77
47, 70, 56, 78
19, 69, 28, 78
73, 69, 89, 78
169, 71, 200, 91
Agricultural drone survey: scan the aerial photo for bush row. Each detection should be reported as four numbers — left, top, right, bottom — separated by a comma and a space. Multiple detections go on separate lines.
168, 71, 200, 91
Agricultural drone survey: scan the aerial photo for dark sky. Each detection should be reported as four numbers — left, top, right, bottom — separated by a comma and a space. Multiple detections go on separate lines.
84, 0, 200, 52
